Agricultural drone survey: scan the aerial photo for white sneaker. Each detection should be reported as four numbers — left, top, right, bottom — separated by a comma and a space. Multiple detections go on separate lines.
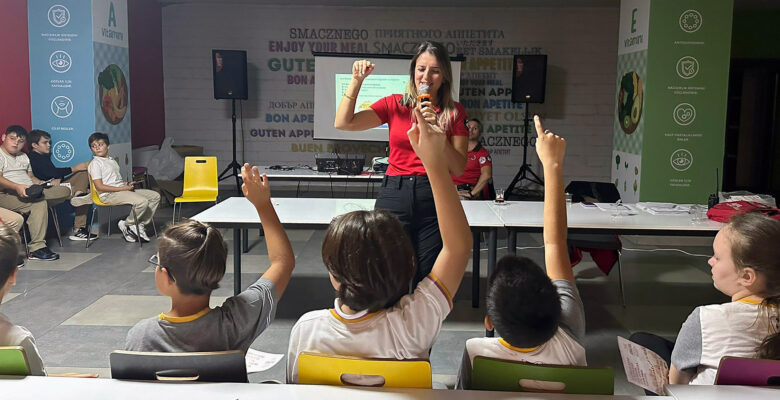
137, 223, 151, 242
70, 193, 92, 207
117, 220, 138, 243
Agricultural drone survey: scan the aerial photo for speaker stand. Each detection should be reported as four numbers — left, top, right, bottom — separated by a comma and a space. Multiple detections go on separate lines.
505, 101, 544, 197
218, 99, 242, 194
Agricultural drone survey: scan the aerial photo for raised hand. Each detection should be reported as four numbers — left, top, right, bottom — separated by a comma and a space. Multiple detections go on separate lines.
408, 107, 446, 166
352, 59, 375, 81
241, 163, 271, 205
534, 115, 566, 168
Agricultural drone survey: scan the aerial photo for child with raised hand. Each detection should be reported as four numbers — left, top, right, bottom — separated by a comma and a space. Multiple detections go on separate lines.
125, 163, 295, 353
456, 116, 587, 389
286, 106, 472, 383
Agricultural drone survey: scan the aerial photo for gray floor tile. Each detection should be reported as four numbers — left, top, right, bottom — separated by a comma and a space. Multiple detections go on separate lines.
23, 252, 101, 271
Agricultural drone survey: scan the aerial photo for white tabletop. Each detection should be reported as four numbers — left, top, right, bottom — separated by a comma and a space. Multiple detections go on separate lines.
192, 198, 504, 228
261, 166, 384, 181
0, 375, 665, 400
664, 384, 779, 400
491, 202, 723, 234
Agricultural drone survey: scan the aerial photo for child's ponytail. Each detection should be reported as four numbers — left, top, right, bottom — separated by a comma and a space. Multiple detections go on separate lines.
757, 295, 780, 360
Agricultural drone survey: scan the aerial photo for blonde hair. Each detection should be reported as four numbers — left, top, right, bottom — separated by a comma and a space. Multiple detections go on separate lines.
400, 41, 458, 133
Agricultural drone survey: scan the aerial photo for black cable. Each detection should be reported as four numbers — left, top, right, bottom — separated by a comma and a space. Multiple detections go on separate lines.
240, 100, 245, 164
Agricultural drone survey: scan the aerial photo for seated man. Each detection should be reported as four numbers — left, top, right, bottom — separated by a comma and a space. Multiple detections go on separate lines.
0, 126, 66, 260
453, 118, 492, 200
28, 129, 96, 241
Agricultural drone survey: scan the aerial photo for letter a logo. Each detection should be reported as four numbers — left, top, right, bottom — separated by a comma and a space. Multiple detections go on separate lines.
108, 2, 117, 27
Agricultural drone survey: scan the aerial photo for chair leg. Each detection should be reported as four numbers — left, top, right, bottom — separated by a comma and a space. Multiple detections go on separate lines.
617, 250, 626, 307
151, 215, 158, 237
172, 203, 177, 224
49, 207, 63, 248
86, 207, 97, 249
107, 207, 112, 237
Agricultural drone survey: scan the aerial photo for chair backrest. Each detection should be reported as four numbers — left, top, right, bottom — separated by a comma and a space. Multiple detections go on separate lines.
181, 157, 218, 199
471, 356, 614, 394
109, 350, 248, 383
87, 167, 111, 207
715, 356, 780, 386
564, 181, 621, 203
297, 352, 432, 388
481, 178, 496, 200
0, 346, 31, 376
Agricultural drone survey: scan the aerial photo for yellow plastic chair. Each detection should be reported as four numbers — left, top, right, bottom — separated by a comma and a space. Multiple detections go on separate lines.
471, 356, 614, 394
296, 352, 432, 389
86, 173, 157, 248
0, 346, 31, 376
173, 157, 218, 223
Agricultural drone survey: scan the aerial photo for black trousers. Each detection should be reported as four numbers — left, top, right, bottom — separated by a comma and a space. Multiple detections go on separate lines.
375, 175, 441, 286
628, 332, 675, 396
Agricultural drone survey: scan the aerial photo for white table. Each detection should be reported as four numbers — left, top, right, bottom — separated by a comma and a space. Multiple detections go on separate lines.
0, 375, 666, 399
261, 166, 384, 198
192, 197, 502, 297
492, 202, 723, 259
664, 384, 779, 400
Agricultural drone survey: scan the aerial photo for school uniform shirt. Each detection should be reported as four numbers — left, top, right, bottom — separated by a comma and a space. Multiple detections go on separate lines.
88, 156, 124, 201
370, 94, 467, 176
671, 298, 779, 385
286, 273, 453, 383
452, 143, 492, 186
124, 278, 276, 353
0, 312, 46, 375
455, 280, 587, 389
0, 149, 34, 186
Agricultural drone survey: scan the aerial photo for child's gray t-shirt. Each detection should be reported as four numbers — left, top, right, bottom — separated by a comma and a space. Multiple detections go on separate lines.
124, 278, 276, 353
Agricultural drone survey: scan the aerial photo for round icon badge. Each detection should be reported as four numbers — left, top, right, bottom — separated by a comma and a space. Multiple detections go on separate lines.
52, 141, 75, 163
676, 56, 699, 79
679, 10, 702, 33
48, 5, 70, 28
673, 103, 696, 126
50, 51, 72, 73
670, 149, 693, 172
50, 96, 74, 119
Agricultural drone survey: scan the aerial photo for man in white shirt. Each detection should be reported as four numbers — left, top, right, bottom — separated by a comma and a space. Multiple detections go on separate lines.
0, 126, 66, 260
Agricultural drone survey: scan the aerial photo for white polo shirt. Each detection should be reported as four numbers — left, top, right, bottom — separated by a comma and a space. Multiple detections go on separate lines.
88, 155, 124, 200
286, 274, 453, 383
0, 149, 33, 186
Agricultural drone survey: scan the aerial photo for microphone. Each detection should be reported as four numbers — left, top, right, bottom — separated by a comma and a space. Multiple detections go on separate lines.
418, 84, 430, 103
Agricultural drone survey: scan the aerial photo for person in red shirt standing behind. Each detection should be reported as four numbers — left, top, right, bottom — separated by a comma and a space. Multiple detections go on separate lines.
453, 118, 492, 200
334, 41, 468, 285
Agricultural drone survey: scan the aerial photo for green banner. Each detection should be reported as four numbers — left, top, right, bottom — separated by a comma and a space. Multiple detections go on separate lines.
614, 0, 733, 203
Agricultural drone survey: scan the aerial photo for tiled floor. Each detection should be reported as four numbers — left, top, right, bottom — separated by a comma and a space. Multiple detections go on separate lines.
1, 190, 721, 393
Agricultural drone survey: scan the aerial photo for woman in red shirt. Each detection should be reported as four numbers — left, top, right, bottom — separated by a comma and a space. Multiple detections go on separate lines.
453, 118, 493, 200
334, 41, 468, 284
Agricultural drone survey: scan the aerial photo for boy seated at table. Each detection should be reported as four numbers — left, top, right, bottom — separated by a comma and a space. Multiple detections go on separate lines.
124, 164, 295, 353
0, 224, 46, 375
286, 108, 472, 382
456, 116, 587, 389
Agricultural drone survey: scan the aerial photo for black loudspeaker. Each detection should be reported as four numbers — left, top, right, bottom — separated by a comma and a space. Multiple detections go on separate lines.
212, 50, 248, 100
511, 55, 547, 104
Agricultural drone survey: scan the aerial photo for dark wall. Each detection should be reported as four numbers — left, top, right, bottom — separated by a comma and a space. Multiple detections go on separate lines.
0, 0, 32, 132
128, 0, 166, 149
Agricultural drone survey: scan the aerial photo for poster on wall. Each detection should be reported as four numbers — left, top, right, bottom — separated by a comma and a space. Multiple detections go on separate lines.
614, 0, 733, 204
28, 0, 131, 179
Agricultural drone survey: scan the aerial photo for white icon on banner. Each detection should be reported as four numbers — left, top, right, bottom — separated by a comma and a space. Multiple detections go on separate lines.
679, 10, 702, 33
49, 51, 72, 73
670, 149, 693, 172
50, 96, 74, 118
675, 56, 699, 79
48, 5, 71, 28
53, 141, 75, 163
673, 103, 696, 126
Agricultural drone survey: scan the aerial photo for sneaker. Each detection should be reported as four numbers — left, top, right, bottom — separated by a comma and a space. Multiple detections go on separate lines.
137, 224, 151, 242
117, 220, 138, 243
69, 227, 98, 241
70, 193, 93, 207
29, 247, 59, 261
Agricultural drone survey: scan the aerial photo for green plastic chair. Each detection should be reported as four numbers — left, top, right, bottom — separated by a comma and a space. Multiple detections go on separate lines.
0, 346, 31, 376
471, 356, 614, 394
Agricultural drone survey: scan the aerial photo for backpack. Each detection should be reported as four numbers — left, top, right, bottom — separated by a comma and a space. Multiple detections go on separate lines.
706, 201, 780, 222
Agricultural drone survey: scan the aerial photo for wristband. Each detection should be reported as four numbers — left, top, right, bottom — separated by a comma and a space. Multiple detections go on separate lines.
343, 93, 356, 100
